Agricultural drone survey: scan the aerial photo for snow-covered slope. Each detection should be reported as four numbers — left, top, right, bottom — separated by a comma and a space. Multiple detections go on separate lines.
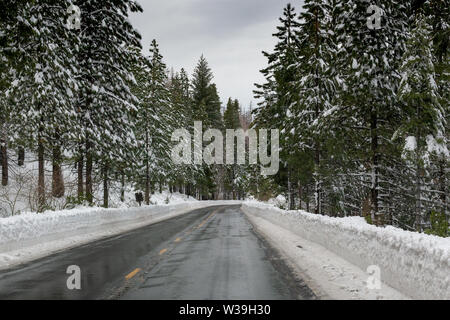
242, 202, 450, 300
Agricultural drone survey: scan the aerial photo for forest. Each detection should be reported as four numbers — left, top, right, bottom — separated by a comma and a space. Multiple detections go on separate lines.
0, 0, 449, 236
251, 0, 448, 235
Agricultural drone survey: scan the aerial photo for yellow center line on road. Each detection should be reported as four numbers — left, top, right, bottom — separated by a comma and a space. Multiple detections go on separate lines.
197, 210, 218, 229
124, 209, 220, 283
125, 268, 141, 280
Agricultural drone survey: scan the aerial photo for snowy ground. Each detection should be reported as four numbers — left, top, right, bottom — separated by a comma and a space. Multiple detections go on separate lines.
246, 211, 407, 300
0, 200, 242, 271
242, 201, 450, 300
0, 150, 197, 217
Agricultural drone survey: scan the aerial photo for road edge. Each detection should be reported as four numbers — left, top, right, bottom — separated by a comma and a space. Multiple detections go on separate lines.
244, 208, 330, 300
0, 202, 240, 271
243, 206, 410, 300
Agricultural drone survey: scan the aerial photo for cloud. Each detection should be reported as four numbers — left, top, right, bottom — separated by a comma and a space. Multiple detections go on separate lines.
129, 0, 301, 109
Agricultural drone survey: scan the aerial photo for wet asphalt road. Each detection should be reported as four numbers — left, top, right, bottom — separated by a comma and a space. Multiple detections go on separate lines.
0, 205, 315, 300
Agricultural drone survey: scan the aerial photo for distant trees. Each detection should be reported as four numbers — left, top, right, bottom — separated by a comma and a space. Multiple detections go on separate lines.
190, 55, 224, 199
132, 40, 173, 205
223, 98, 242, 199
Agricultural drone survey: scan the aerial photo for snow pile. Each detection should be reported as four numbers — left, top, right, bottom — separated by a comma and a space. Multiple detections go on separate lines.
0, 200, 241, 270
148, 191, 197, 206
242, 202, 450, 300
267, 195, 287, 209
245, 212, 407, 300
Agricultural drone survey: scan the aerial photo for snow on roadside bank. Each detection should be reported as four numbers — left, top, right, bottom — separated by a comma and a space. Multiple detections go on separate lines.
242, 202, 450, 300
0, 200, 242, 270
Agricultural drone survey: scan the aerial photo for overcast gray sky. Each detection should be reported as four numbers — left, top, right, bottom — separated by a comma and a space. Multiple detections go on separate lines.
129, 0, 302, 111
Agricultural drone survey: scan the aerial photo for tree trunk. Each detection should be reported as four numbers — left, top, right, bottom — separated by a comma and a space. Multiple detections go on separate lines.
370, 110, 380, 225
306, 185, 310, 213
38, 136, 45, 211
103, 162, 108, 208
287, 168, 292, 210
52, 145, 65, 198
121, 171, 125, 203
144, 129, 150, 205
439, 158, 447, 215
415, 109, 422, 232
85, 139, 93, 204
18, 146, 25, 166
145, 162, 150, 205
313, 10, 321, 215
314, 145, 321, 214
1, 141, 7, 186
298, 182, 302, 210
77, 152, 84, 200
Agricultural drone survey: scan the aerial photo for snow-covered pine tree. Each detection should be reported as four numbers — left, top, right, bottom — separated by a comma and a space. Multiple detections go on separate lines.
167, 68, 204, 195
334, 0, 409, 225
398, 12, 447, 231
424, 0, 449, 222
223, 98, 242, 199
75, 0, 142, 205
175, 68, 202, 197
253, 3, 301, 208
5, 0, 79, 210
206, 84, 223, 130
132, 40, 172, 204
0, 1, 15, 187
149, 40, 178, 198
167, 70, 187, 192
191, 55, 223, 199
191, 55, 213, 124
293, 0, 340, 215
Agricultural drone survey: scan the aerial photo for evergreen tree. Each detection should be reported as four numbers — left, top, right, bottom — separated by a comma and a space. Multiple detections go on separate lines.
398, 12, 447, 230
253, 3, 301, 208
223, 98, 242, 199
293, 0, 339, 214
5, 0, 79, 210
132, 40, 172, 204
333, 0, 409, 225
191, 55, 223, 199
75, 0, 142, 205
0, 0, 17, 187
191, 55, 213, 124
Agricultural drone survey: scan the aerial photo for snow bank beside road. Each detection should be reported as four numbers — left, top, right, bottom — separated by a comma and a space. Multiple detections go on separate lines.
0, 201, 241, 270
242, 203, 450, 300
